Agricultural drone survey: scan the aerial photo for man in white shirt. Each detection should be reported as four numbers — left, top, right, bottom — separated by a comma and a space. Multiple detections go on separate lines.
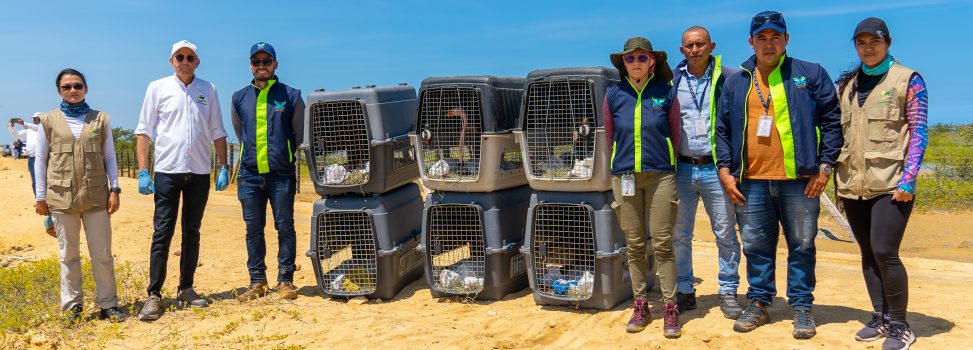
7, 114, 41, 193
134, 40, 229, 321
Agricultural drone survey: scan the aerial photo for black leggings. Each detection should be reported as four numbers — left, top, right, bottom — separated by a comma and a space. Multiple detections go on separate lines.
843, 194, 914, 322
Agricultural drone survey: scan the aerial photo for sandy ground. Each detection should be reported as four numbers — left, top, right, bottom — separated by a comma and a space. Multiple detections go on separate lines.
0, 155, 971, 349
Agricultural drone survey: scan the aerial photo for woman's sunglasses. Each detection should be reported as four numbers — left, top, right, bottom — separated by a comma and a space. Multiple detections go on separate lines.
60, 83, 85, 91
174, 54, 196, 63
623, 54, 651, 64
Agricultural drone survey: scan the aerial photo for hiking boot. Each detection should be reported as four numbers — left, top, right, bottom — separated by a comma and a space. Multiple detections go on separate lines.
65, 304, 83, 324
176, 287, 208, 308
733, 300, 770, 332
663, 302, 682, 339
275, 282, 299, 300
236, 282, 268, 302
676, 292, 697, 312
882, 321, 916, 350
626, 298, 651, 333
856, 312, 890, 342
792, 307, 817, 339
138, 295, 162, 321
98, 306, 128, 322
719, 293, 744, 319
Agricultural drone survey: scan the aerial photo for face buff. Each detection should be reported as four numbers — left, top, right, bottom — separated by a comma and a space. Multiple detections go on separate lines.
862, 54, 895, 76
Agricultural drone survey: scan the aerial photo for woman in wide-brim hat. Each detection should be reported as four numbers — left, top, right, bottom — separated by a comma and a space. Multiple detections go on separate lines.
602, 36, 682, 338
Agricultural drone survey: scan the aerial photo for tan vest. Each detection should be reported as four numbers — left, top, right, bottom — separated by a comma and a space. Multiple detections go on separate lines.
835, 63, 915, 200
40, 109, 111, 214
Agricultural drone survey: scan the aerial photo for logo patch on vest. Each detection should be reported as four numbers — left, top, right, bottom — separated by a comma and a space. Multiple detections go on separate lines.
273, 100, 286, 112
879, 87, 895, 105
792, 76, 808, 88
651, 97, 666, 110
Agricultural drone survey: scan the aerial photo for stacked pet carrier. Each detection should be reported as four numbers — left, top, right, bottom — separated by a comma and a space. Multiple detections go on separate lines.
412, 76, 532, 300
515, 67, 649, 309
305, 84, 424, 300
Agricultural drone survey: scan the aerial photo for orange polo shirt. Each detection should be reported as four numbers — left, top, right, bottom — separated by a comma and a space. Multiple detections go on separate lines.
745, 69, 788, 180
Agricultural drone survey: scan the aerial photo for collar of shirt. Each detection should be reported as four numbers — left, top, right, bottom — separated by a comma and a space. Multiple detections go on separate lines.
679, 59, 714, 83
251, 75, 280, 90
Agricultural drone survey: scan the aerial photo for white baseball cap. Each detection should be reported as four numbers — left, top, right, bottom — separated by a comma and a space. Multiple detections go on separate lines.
171, 40, 198, 57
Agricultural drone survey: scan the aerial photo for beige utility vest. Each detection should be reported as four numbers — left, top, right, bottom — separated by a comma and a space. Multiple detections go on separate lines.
40, 109, 111, 214
835, 63, 915, 200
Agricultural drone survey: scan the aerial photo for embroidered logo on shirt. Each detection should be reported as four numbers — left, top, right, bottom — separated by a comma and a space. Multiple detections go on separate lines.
196, 94, 208, 105
792, 76, 808, 88
273, 100, 286, 112
651, 97, 666, 110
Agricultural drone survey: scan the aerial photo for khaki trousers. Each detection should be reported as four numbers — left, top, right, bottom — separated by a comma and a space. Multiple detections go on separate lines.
612, 172, 678, 302
54, 209, 118, 310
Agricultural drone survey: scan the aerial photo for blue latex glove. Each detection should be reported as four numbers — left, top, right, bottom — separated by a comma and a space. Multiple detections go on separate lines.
138, 169, 155, 195
215, 167, 229, 191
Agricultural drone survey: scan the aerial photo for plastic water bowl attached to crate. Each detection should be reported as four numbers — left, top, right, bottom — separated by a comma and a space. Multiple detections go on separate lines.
411, 76, 527, 192
309, 183, 425, 300
513, 67, 620, 193
521, 190, 652, 310
304, 84, 420, 196
417, 185, 532, 300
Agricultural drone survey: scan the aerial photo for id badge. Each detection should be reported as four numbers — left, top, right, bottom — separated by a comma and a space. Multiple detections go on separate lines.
694, 118, 708, 135
756, 116, 773, 137
621, 174, 635, 197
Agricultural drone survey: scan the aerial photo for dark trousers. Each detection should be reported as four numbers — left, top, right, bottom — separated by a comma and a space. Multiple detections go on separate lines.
843, 194, 914, 322
27, 156, 36, 195
237, 167, 297, 283
147, 172, 210, 296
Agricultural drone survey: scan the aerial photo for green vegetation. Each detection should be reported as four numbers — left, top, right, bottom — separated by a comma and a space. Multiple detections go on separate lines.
916, 123, 973, 211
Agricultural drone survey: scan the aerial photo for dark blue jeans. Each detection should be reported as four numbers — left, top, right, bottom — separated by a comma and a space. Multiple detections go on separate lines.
27, 156, 36, 195
148, 172, 210, 296
736, 178, 819, 309
238, 167, 297, 283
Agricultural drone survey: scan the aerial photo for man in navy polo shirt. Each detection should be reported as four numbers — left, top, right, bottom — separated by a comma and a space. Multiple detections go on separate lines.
231, 42, 306, 302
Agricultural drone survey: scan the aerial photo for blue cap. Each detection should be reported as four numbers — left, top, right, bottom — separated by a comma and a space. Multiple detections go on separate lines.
750, 11, 786, 36
250, 42, 276, 59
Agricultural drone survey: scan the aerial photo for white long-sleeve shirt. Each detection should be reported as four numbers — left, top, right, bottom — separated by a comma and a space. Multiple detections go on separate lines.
7, 122, 38, 157
135, 75, 227, 175
34, 119, 119, 201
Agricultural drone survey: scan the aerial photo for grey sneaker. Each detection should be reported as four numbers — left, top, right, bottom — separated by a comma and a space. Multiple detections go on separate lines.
856, 312, 890, 342
882, 321, 916, 350
138, 295, 162, 321
792, 307, 817, 339
733, 300, 770, 332
719, 293, 744, 319
176, 287, 208, 308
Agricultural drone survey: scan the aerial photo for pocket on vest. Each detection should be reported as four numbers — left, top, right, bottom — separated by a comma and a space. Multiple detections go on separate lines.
47, 178, 73, 210
87, 177, 109, 207
866, 108, 903, 146
863, 150, 903, 192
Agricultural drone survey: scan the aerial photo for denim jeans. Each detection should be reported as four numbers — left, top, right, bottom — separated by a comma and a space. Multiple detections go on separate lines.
147, 172, 211, 296
736, 178, 818, 308
237, 167, 297, 283
673, 161, 740, 295
27, 156, 36, 196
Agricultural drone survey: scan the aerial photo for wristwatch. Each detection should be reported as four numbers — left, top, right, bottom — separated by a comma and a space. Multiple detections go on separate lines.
818, 163, 833, 176
110, 187, 122, 194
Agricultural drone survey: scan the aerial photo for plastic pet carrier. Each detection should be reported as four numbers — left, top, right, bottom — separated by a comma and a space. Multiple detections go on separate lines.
513, 67, 620, 192
309, 183, 425, 300
521, 191, 652, 310
411, 76, 527, 192
304, 84, 420, 196
417, 185, 532, 300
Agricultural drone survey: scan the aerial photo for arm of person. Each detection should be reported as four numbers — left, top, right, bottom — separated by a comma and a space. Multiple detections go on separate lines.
102, 121, 121, 214
602, 94, 614, 149
805, 65, 842, 197
292, 91, 306, 152
7, 123, 17, 140
230, 95, 243, 142
667, 95, 681, 154
715, 85, 744, 205
22, 122, 39, 132
34, 123, 50, 215
209, 85, 228, 167
135, 83, 158, 171
894, 74, 928, 202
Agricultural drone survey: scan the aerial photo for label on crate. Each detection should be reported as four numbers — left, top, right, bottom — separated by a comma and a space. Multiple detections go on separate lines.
398, 249, 423, 277
510, 254, 526, 278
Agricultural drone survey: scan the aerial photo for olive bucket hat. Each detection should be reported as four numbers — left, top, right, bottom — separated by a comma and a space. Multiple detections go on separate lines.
610, 37, 673, 83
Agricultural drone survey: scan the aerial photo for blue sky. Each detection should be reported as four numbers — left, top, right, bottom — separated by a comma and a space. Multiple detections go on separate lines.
2, 0, 971, 145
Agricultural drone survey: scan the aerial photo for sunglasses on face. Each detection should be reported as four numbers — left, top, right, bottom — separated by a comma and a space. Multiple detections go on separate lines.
753, 12, 784, 26
60, 83, 85, 91
174, 54, 196, 63
250, 58, 274, 67
623, 54, 651, 64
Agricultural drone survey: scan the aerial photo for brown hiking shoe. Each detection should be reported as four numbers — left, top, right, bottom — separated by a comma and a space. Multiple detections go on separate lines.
733, 300, 770, 332
236, 282, 268, 302
626, 298, 651, 333
663, 302, 682, 338
275, 282, 298, 300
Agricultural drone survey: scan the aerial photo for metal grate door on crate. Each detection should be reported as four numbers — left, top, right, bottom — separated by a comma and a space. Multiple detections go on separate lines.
530, 204, 596, 300
523, 79, 598, 181
426, 204, 486, 294
417, 87, 483, 181
310, 100, 371, 186
314, 211, 378, 296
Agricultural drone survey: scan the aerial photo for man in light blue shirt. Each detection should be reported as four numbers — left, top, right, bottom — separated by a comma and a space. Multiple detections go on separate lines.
670, 26, 742, 319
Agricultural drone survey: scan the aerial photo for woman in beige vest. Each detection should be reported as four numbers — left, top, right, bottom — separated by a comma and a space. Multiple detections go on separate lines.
835, 18, 928, 350
34, 68, 127, 323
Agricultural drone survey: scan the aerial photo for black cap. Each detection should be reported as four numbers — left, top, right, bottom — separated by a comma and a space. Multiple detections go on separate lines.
853, 17, 890, 40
